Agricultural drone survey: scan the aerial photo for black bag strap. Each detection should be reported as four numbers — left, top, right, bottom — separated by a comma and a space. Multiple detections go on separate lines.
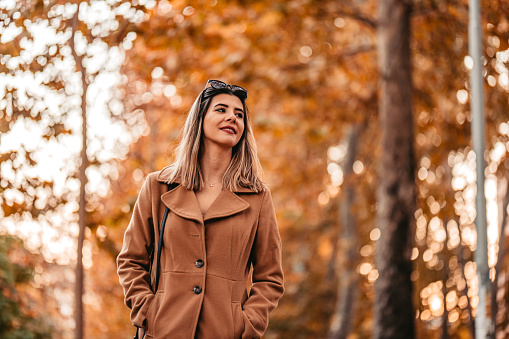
134, 327, 145, 339
134, 186, 170, 338
154, 206, 169, 292
154, 185, 171, 293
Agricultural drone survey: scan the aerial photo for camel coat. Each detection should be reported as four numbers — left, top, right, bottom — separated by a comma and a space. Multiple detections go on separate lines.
117, 166, 284, 338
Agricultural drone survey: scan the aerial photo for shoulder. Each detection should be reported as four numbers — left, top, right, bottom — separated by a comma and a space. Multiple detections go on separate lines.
235, 182, 270, 196
153, 165, 174, 183
145, 171, 160, 182
139, 166, 176, 194
238, 185, 273, 208
140, 165, 179, 188
140, 171, 164, 188
261, 185, 274, 202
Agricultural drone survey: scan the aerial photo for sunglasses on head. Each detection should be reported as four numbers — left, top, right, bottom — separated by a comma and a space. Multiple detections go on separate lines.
205, 80, 247, 97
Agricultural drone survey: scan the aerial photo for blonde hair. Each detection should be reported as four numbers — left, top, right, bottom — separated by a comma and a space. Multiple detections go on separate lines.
166, 87, 265, 192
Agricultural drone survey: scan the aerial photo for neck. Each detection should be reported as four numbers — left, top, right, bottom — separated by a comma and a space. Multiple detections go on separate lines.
200, 143, 232, 184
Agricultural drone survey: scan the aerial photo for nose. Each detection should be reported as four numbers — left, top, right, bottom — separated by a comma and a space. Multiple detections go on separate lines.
225, 111, 237, 123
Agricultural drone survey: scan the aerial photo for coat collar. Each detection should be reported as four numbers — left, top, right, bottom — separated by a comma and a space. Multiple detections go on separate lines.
155, 166, 257, 193
156, 166, 254, 222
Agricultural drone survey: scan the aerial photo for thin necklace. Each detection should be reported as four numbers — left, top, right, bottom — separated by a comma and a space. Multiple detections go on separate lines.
204, 179, 221, 187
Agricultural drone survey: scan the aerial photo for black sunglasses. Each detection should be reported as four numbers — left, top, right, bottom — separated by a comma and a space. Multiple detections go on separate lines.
205, 80, 247, 98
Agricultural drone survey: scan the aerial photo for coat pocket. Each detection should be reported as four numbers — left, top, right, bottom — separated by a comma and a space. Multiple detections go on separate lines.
145, 292, 163, 336
231, 302, 244, 338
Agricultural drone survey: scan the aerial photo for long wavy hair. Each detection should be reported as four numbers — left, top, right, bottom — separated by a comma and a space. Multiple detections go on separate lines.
166, 85, 265, 192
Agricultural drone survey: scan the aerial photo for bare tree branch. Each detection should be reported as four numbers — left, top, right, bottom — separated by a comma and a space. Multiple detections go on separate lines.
335, 7, 377, 29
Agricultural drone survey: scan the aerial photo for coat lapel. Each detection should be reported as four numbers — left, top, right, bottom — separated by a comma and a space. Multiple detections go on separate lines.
157, 165, 254, 223
161, 185, 203, 223
160, 184, 251, 223
203, 190, 250, 221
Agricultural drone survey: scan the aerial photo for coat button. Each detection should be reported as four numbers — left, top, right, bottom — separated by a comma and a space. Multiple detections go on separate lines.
195, 259, 204, 268
193, 286, 202, 294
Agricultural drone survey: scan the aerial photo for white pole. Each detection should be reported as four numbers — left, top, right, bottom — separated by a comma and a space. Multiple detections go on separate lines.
468, 0, 492, 338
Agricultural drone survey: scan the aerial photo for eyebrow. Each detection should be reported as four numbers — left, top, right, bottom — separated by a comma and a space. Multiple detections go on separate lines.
214, 103, 244, 114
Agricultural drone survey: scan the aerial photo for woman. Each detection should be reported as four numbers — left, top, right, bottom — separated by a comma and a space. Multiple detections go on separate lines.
117, 80, 284, 339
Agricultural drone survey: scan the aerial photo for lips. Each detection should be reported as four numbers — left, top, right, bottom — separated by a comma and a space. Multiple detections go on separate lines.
220, 126, 236, 134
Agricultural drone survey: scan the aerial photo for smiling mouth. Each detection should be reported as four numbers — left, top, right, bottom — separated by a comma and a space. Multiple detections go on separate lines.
220, 127, 236, 134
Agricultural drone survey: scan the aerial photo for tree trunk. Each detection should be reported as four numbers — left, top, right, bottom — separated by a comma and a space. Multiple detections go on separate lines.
491, 180, 509, 336
441, 227, 450, 339
456, 229, 476, 337
328, 124, 362, 339
373, 0, 415, 338
71, 8, 88, 339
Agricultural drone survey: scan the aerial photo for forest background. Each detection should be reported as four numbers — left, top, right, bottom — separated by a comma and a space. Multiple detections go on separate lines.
1, 0, 509, 338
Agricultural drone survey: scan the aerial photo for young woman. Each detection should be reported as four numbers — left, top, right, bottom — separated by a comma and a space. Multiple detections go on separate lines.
117, 80, 284, 339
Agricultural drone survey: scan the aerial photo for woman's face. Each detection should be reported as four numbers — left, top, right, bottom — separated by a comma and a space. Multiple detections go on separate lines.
202, 93, 245, 151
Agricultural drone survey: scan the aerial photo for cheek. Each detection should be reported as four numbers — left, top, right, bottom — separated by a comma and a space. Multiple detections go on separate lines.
202, 115, 214, 136
238, 121, 245, 135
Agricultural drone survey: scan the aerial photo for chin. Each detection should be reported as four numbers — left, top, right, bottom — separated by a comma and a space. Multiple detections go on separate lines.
220, 137, 241, 148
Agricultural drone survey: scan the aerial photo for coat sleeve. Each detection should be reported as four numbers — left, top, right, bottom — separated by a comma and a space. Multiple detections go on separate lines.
116, 174, 156, 328
242, 188, 284, 339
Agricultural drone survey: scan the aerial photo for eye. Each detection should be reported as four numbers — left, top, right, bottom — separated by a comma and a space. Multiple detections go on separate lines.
216, 108, 226, 113
235, 113, 244, 118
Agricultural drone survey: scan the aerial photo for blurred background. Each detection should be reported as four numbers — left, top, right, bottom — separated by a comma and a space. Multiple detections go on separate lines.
1, 0, 509, 338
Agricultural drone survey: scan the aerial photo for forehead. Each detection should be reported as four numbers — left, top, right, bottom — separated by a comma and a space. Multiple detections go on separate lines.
209, 93, 243, 110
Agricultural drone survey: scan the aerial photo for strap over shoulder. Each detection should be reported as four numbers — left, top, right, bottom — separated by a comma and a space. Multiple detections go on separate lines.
154, 184, 171, 293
